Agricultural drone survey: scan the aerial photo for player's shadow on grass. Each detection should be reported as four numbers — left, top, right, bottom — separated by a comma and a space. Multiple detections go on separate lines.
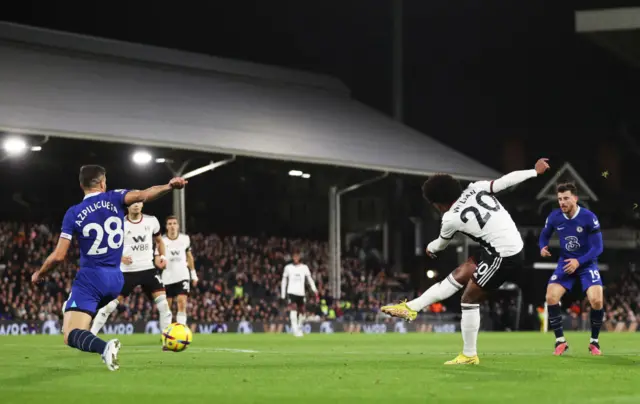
570, 355, 640, 367
1, 365, 75, 387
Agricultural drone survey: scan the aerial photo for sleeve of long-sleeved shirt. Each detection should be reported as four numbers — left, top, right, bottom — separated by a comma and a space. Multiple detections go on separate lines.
426, 214, 459, 254
60, 208, 75, 241
281, 265, 289, 299
578, 214, 604, 265
305, 266, 318, 293
471, 169, 538, 194
539, 214, 555, 250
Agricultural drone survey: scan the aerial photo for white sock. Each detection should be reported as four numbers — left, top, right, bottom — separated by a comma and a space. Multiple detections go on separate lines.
176, 311, 187, 325
290, 310, 298, 333
590, 338, 598, 343
461, 303, 480, 357
407, 274, 463, 312
155, 295, 172, 331
557, 337, 567, 343
90, 299, 118, 335
297, 313, 305, 331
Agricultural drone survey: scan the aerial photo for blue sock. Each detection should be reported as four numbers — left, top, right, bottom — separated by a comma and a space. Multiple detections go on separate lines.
68, 329, 107, 354
590, 309, 604, 341
547, 304, 565, 340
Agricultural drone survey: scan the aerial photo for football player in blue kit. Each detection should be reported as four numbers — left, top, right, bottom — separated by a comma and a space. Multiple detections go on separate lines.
539, 182, 604, 356
31, 165, 187, 370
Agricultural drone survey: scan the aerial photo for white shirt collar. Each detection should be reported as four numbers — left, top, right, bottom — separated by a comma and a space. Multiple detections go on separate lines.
563, 205, 581, 220
83, 192, 102, 200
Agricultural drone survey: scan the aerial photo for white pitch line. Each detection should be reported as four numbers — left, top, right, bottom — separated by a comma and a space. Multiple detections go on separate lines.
211, 348, 260, 353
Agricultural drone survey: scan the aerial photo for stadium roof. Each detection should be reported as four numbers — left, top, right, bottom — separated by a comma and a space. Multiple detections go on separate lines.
0, 22, 501, 181
575, 7, 640, 69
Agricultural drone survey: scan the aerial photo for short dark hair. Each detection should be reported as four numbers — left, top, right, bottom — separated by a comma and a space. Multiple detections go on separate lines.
79, 165, 106, 189
166, 215, 178, 223
556, 182, 578, 195
421, 174, 462, 205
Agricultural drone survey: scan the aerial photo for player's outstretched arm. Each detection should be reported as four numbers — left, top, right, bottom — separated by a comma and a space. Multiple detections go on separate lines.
32, 238, 71, 284
476, 158, 550, 194
124, 177, 188, 205
426, 215, 458, 257
426, 237, 450, 257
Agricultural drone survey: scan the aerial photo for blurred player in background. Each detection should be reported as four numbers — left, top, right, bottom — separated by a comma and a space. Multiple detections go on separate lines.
281, 250, 318, 337
162, 216, 197, 326
539, 182, 604, 356
90, 202, 173, 337
383, 159, 550, 364
31, 165, 186, 370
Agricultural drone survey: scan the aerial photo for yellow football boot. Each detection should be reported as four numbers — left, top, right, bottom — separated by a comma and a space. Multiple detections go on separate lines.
381, 301, 418, 322
444, 353, 480, 365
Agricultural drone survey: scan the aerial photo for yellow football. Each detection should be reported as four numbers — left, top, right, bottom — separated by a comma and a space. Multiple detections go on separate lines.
162, 322, 192, 352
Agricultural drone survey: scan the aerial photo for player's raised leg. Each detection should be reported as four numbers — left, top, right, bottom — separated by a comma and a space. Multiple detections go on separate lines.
382, 257, 475, 321
585, 283, 604, 355
445, 279, 485, 365
546, 279, 571, 356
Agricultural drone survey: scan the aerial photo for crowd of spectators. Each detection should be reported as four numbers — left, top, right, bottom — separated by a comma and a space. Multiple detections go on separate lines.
0, 222, 399, 324
1, 221, 638, 333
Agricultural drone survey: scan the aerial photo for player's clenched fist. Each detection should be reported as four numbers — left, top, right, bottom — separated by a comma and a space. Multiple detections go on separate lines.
155, 255, 167, 269
169, 177, 188, 189
535, 158, 551, 175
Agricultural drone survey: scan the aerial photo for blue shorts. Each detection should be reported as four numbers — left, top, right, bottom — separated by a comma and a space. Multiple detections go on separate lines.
548, 264, 603, 293
64, 267, 124, 316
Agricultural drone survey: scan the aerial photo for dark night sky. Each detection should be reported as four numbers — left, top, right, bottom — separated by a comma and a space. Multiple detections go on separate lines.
3, 1, 640, 178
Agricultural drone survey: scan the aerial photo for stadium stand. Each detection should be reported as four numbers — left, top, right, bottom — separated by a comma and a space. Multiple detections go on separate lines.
0, 222, 397, 324
1, 221, 638, 332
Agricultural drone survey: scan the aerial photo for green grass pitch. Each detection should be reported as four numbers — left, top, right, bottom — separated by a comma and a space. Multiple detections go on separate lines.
2, 332, 639, 403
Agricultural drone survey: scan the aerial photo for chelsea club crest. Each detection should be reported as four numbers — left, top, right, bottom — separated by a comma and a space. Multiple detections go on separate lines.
576, 226, 583, 233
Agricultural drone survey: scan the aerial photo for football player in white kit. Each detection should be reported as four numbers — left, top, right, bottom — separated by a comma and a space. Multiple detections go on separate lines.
281, 250, 318, 337
382, 158, 550, 364
162, 215, 197, 326
90, 202, 173, 337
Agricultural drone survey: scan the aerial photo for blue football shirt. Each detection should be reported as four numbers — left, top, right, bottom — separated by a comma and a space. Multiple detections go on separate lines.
539, 206, 603, 268
60, 189, 129, 269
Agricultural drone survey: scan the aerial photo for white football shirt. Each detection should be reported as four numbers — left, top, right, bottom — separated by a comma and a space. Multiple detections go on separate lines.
121, 214, 161, 272
281, 263, 317, 297
162, 233, 191, 285
427, 169, 538, 257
